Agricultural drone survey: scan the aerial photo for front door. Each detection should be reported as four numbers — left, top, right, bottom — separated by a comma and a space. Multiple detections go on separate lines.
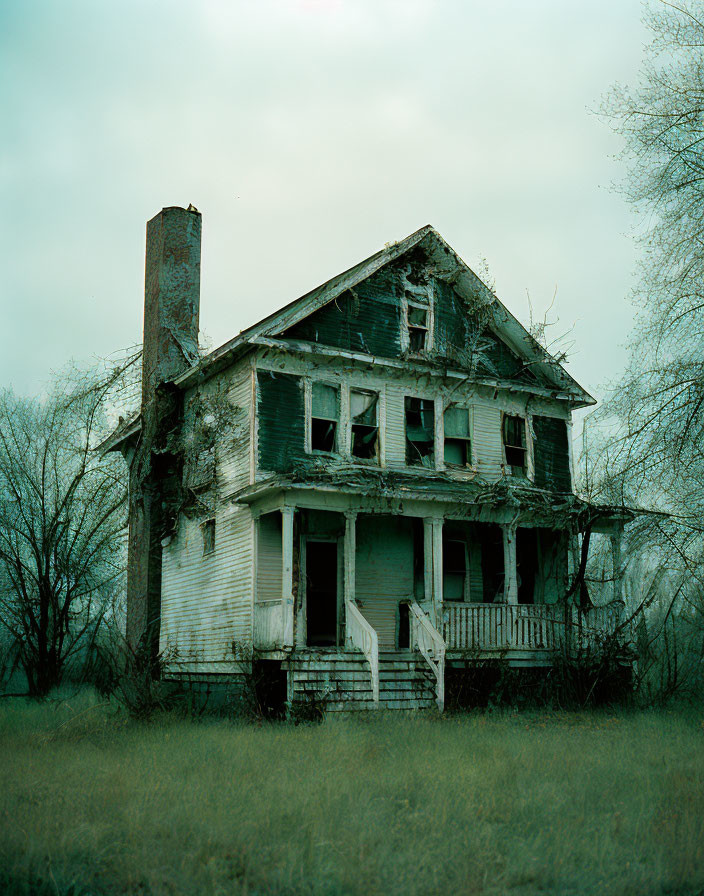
306, 540, 338, 647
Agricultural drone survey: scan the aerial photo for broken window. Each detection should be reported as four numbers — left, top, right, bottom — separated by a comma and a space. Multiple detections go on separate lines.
202, 519, 216, 555
311, 382, 339, 453
350, 389, 379, 460
405, 397, 435, 467
444, 405, 472, 467
443, 538, 467, 601
503, 414, 527, 470
405, 281, 432, 354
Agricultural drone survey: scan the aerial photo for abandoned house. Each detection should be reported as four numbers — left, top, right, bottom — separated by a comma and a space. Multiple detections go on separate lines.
103, 205, 630, 711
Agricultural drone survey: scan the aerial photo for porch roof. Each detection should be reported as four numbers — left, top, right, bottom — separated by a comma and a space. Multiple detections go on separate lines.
232, 469, 635, 532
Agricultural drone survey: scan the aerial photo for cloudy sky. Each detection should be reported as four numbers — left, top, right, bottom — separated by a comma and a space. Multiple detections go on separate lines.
2, 0, 648, 420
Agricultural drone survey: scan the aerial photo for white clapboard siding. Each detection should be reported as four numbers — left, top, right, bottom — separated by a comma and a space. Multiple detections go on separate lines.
473, 403, 503, 480
161, 503, 253, 669
256, 513, 282, 602
217, 366, 252, 494
355, 516, 414, 647
384, 383, 408, 470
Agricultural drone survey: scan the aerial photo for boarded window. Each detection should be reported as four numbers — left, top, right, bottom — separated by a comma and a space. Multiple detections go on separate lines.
444, 405, 472, 467
443, 538, 467, 601
257, 371, 306, 472
405, 397, 435, 467
533, 416, 571, 492
311, 382, 339, 453
350, 389, 379, 460
503, 414, 527, 470
202, 519, 215, 555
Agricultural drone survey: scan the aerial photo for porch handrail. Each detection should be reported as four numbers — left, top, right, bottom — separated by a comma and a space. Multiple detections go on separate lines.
408, 600, 446, 711
346, 600, 379, 703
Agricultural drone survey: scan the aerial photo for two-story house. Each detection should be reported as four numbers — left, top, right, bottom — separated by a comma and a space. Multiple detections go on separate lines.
104, 206, 629, 712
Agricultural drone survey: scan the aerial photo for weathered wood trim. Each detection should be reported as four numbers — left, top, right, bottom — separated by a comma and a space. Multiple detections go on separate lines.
431, 517, 444, 628
503, 524, 518, 604
282, 506, 295, 647
251, 337, 589, 406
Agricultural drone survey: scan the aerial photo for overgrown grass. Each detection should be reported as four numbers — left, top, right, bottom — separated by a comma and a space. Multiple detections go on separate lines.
1, 690, 703, 895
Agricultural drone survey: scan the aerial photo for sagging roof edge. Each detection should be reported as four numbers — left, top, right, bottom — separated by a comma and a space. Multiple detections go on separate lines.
173, 225, 595, 406
229, 475, 648, 528
94, 414, 142, 455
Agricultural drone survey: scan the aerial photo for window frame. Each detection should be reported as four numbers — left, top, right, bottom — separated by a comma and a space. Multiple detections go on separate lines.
401, 274, 434, 356
443, 404, 474, 470
349, 387, 381, 463
502, 412, 529, 473
404, 395, 436, 468
306, 380, 341, 455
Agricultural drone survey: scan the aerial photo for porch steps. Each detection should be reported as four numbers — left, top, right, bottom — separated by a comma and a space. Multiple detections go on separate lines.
286, 649, 437, 713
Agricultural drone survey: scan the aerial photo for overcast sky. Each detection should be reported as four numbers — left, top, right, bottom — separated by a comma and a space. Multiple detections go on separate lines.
1, 0, 649, 419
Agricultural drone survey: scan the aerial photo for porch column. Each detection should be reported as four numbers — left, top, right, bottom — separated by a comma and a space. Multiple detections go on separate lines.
431, 517, 443, 629
282, 506, 295, 648
344, 511, 357, 608
423, 518, 433, 606
503, 525, 518, 604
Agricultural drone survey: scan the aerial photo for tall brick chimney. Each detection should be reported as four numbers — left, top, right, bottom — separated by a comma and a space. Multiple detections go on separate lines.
126, 206, 202, 658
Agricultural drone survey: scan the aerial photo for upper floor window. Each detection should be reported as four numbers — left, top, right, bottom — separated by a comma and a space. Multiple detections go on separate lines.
350, 389, 379, 460
444, 406, 472, 468
403, 277, 433, 354
311, 382, 339, 453
405, 397, 435, 467
503, 414, 527, 471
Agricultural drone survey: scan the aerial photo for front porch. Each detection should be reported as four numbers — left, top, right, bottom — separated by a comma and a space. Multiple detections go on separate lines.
241, 478, 627, 711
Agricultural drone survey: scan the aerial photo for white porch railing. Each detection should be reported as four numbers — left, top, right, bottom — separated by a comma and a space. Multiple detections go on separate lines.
443, 603, 622, 652
346, 600, 379, 703
409, 601, 446, 711
254, 600, 284, 649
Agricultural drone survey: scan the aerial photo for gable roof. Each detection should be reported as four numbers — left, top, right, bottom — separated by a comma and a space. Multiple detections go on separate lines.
175, 226, 595, 407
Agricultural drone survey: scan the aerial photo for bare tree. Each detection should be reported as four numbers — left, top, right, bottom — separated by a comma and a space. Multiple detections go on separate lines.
579, 1, 704, 699
0, 356, 138, 696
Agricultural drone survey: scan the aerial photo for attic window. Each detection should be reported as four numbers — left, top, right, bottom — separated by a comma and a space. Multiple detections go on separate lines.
202, 519, 216, 555
444, 406, 472, 468
311, 382, 339, 453
405, 397, 435, 467
404, 280, 433, 354
350, 389, 379, 460
503, 414, 527, 471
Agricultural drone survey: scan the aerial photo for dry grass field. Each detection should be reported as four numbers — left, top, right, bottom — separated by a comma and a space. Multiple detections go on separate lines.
1, 691, 703, 896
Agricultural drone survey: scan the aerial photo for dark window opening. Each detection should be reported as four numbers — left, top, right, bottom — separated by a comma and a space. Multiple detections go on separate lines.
503, 414, 527, 470
350, 389, 379, 460
444, 406, 472, 468
311, 418, 337, 452
202, 519, 215, 555
407, 302, 429, 353
405, 397, 435, 467
398, 601, 411, 648
306, 540, 339, 647
443, 538, 467, 601
311, 382, 339, 453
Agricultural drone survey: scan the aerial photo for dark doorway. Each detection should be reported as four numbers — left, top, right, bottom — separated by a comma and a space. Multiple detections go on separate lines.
516, 528, 537, 604
306, 541, 338, 647
480, 525, 504, 602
